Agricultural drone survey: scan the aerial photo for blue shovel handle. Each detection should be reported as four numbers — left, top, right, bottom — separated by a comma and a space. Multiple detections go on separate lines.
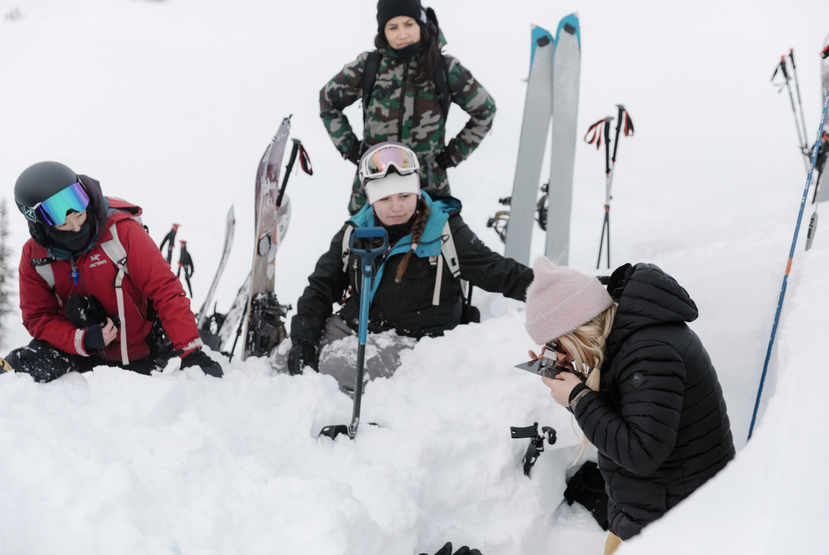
349, 227, 388, 346
349, 227, 389, 267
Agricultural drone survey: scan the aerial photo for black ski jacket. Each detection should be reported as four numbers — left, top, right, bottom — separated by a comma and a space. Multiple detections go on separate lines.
290, 194, 532, 346
570, 263, 735, 540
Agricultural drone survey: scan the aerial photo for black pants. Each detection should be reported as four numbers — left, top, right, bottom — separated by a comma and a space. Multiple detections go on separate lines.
5, 340, 154, 383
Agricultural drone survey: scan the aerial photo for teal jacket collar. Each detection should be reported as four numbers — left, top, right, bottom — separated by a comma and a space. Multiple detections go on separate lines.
348, 191, 461, 304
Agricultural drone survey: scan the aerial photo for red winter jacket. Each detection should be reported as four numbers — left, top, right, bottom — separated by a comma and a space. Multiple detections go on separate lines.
19, 197, 201, 362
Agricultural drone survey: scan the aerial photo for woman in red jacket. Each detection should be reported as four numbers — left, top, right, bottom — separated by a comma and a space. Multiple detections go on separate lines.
5, 161, 222, 381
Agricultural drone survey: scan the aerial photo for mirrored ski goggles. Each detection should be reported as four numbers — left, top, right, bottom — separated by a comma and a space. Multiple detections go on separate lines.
360, 144, 420, 182
27, 182, 90, 226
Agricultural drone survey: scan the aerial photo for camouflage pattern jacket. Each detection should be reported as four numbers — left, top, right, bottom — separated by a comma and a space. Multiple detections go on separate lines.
320, 46, 497, 213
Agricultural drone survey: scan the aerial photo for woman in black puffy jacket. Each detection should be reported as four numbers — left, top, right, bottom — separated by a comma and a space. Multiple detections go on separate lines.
523, 257, 735, 553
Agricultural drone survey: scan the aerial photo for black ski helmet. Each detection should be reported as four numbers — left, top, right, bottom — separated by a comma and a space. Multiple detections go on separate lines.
14, 161, 81, 223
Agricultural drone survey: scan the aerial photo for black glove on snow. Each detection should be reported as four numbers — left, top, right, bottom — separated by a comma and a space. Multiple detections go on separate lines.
180, 349, 223, 378
287, 342, 318, 376
435, 147, 457, 170
420, 542, 482, 555
83, 324, 107, 352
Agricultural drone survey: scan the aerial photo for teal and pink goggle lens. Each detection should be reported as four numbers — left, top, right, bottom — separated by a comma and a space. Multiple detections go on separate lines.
360, 144, 420, 182
26, 182, 90, 226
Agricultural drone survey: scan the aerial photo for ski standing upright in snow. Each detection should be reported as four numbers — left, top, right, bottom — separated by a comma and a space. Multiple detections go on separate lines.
241, 117, 313, 361
497, 14, 581, 267
197, 205, 235, 332
503, 25, 555, 265
545, 13, 581, 266
812, 34, 829, 206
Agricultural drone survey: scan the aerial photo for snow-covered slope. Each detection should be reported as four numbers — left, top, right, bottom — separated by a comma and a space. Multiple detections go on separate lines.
0, 0, 827, 553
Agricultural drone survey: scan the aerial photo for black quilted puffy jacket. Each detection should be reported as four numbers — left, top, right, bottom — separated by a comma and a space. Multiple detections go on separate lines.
571, 263, 735, 540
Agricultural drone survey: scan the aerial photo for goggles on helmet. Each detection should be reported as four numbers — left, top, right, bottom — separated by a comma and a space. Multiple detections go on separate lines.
23, 182, 90, 226
359, 144, 420, 183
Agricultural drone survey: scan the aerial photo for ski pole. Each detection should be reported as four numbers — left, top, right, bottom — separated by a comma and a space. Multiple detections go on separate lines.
584, 117, 614, 269
607, 105, 635, 194
276, 139, 313, 210
789, 49, 810, 156
772, 56, 810, 173
227, 301, 248, 362
748, 89, 829, 441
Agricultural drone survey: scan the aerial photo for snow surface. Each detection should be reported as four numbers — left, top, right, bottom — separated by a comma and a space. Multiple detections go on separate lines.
1, 0, 828, 553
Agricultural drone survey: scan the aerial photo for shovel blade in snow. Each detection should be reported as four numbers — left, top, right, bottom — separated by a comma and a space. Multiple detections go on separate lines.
318, 424, 351, 440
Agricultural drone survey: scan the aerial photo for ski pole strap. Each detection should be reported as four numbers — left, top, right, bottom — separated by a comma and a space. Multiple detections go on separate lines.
584, 118, 608, 148
771, 56, 788, 92
622, 109, 634, 137
298, 144, 313, 175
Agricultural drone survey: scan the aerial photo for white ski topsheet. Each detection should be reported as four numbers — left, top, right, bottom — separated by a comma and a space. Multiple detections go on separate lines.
545, 13, 581, 266
819, 32, 829, 203
242, 120, 291, 360
219, 197, 291, 354
197, 205, 235, 329
503, 25, 554, 266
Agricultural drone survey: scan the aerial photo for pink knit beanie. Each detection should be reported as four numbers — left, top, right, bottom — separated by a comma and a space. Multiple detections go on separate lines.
524, 257, 613, 344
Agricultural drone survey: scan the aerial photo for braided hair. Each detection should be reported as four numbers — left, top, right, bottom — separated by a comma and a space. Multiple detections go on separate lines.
394, 198, 430, 283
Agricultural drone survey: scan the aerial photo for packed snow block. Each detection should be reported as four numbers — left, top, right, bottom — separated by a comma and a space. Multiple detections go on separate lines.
86, 367, 186, 425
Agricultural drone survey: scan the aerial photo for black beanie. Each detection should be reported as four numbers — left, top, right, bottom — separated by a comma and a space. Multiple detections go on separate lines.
376, 0, 426, 31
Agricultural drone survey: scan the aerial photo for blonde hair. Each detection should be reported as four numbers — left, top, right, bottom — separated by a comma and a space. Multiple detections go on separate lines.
556, 302, 617, 463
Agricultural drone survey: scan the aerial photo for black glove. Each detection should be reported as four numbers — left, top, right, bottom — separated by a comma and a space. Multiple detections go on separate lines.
346, 143, 362, 166
435, 147, 457, 170
180, 349, 223, 378
287, 342, 318, 376
421, 542, 482, 555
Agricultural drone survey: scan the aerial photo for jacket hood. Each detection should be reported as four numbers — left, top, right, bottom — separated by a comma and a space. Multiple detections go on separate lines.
604, 263, 699, 362
29, 174, 109, 259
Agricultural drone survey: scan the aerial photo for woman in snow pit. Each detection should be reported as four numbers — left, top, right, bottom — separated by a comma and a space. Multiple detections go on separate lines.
319, 0, 496, 214
523, 258, 735, 554
284, 142, 532, 391
5, 161, 223, 382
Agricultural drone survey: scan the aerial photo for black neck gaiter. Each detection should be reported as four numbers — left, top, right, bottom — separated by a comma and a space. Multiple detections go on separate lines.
47, 217, 95, 256
392, 41, 424, 60
381, 212, 418, 245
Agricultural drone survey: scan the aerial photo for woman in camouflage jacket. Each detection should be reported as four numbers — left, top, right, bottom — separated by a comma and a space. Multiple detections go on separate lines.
320, 0, 497, 214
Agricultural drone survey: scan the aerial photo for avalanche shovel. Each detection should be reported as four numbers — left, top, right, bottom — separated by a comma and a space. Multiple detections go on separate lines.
319, 226, 389, 440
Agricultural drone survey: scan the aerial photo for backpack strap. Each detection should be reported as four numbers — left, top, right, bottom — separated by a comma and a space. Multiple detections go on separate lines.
430, 220, 461, 306
100, 222, 130, 365
342, 225, 355, 273
439, 220, 461, 278
362, 51, 383, 124
433, 54, 451, 121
